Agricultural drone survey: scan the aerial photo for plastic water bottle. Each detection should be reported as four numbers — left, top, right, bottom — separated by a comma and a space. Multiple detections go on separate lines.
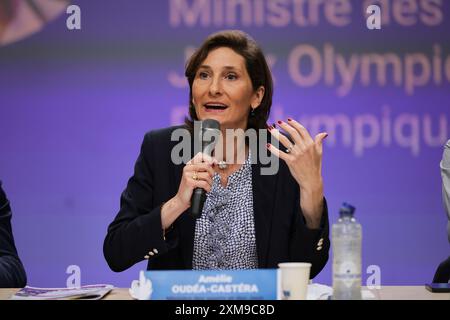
332, 203, 362, 300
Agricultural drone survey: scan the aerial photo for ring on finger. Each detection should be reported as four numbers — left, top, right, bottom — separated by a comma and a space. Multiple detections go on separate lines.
192, 171, 199, 180
286, 144, 294, 153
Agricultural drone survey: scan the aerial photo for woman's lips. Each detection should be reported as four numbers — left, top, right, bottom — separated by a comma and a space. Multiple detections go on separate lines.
203, 105, 229, 113
204, 107, 228, 113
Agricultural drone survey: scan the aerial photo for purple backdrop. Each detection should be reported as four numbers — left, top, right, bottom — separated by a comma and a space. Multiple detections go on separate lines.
1, 0, 449, 288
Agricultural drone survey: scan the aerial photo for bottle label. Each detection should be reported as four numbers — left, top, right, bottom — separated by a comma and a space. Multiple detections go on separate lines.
334, 262, 361, 288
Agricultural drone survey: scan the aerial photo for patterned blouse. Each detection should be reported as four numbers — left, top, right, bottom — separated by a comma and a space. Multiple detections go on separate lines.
192, 151, 258, 269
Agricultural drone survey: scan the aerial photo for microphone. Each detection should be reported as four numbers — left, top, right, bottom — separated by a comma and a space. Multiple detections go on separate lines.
190, 119, 220, 219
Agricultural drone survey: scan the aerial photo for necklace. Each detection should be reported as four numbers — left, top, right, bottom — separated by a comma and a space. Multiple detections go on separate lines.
218, 160, 228, 170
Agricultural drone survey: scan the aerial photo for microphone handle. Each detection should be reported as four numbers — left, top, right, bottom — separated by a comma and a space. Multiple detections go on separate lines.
191, 187, 207, 219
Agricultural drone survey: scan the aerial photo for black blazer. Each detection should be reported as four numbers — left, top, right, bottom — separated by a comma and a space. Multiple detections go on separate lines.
104, 126, 330, 278
0, 182, 27, 288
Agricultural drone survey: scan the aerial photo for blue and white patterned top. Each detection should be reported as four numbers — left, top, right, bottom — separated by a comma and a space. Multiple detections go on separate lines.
192, 151, 258, 269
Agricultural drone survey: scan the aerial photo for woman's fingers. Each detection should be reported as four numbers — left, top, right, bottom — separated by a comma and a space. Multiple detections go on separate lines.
276, 120, 306, 149
287, 118, 314, 145
314, 132, 328, 151
268, 126, 295, 153
185, 162, 215, 177
275, 119, 325, 153
193, 180, 212, 193
183, 170, 212, 193
190, 152, 217, 165
266, 143, 292, 163
183, 159, 215, 193
189, 171, 213, 186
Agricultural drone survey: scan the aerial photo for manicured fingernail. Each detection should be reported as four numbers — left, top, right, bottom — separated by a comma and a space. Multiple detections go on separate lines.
287, 118, 292, 122
266, 125, 272, 131
277, 120, 282, 125
266, 143, 271, 148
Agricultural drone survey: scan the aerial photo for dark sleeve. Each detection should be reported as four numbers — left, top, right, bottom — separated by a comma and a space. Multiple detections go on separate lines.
441, 140, 450, 242
289, 193, 330, 279
103, 132, 178, 272
0, 184, 27, 288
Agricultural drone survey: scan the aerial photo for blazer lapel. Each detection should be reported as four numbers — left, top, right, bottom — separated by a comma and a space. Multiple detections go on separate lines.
171, 131, 196, 269
173, 162, 196, 269
251, 150, 278, 268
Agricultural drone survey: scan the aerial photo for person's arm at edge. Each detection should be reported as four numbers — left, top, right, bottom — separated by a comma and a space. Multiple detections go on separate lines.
0, 184, 27, 288
103, 132, 181, 272
290, 185, 330, 279
440, 139, 450, 242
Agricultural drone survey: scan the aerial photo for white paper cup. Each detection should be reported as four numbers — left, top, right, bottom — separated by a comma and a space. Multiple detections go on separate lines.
278, 262, 311, 300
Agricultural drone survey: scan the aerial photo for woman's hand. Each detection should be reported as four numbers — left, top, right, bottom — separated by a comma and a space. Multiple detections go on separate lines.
175, 152, 217, 210
267, 118, 327, 229
161, 152, 217, 230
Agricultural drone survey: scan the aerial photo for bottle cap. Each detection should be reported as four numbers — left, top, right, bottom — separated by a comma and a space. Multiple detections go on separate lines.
339, 202, 355, 217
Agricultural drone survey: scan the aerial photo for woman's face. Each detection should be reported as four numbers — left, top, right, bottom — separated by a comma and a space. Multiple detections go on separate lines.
192, 47, 264, 131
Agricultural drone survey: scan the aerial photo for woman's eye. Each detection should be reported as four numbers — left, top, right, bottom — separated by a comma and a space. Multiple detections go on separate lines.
226, 73, 237, 80
198, 72, 209, 79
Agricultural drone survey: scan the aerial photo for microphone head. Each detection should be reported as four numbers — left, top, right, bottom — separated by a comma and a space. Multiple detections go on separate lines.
199, 119, 220, 156
201, 119, 220, 130
191, 118, 221, 219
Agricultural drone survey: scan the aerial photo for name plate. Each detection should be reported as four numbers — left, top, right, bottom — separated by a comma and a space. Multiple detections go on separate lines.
139, 269, 279, 300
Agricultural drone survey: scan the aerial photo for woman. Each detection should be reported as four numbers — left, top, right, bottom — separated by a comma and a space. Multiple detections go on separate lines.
103, 30, 329, 278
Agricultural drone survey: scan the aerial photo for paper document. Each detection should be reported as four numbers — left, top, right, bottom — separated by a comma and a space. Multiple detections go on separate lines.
10, 284, 114, 300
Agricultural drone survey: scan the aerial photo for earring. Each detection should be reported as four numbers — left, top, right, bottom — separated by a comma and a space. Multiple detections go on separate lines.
250, 108, 255, 117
